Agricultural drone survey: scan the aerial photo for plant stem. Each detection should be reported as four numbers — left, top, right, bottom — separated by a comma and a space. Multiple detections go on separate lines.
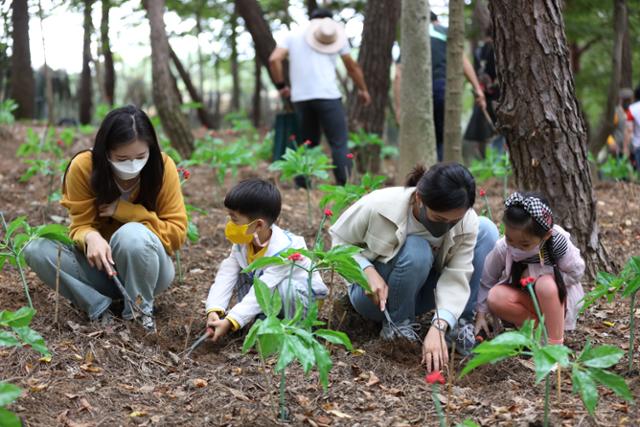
483, 195, 493, 221
54, 244, 61, 326
284, 263, 295, 319
279, 370, 287, 421
305, 185, 312, 229
313, 214, 327, 251
629, 291, 636, 372
543, 374, 551, 427
431, 384, 447, 427
16, 257, 33, 309
526, 283, 548, 343
327, 268, 335, 329
176, 250, 183, 284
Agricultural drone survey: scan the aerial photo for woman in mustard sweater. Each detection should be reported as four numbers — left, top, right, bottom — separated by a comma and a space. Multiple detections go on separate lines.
24, 106, 187, 330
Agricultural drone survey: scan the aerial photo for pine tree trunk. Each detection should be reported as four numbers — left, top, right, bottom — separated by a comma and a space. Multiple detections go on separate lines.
398, 0, 436, 177
195, 14, 205, 97
101, 0, 115, 106
236, 0, 287, 86
37, 0, 54, 124
489, 0, 612, 276
145, 0, 194, 158
230, 11, 241, 112
10, 0, 35, 119
169, 44, 214, 128
252, 55, 262, 128
347, 0, 399, 174
79, 0, 93, 125
213, 57, 221, 128
590, 0, 626, 153
443, 0, 465, 162
620, 2, 632, 89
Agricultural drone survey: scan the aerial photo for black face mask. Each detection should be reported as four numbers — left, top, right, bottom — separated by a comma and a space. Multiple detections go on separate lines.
418, 205, 455, 237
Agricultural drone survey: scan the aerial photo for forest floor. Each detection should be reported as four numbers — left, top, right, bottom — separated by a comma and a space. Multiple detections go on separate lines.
0, 123, 639, 427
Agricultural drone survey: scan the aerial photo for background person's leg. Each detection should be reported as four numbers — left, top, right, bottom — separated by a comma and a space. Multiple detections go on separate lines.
461, 216, 500, 321
433, 78, 446, 162
110, 222, 175, 319
293, 100, 322, 188
349, 236, 434, 323
315, 98, 352, 185
23, 238, 117, 320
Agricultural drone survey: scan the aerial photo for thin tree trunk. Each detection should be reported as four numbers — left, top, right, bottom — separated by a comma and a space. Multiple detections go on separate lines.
443, 0, 465, 162
620, 3, 632, 89
10, 0, 35, 119
252, 55, 262, 128
398, 0, 436, 176
196, 14, 205, 98
213, 57, 221, 128
169, 44, 214, 128
79, 0, 93, 125
145, 0, 194, 158
230, 10, 241, 112
347, 0, 400, 174
101, 0, 115, 105
236, 0, 287, 86
37, 0, 54, 125
490, 0, 612, 276
590, 0, 626, 154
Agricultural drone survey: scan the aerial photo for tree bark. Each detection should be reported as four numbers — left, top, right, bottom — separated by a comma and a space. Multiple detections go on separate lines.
101, 0, 115, 105
489, 0, 611, 276
347, 0, 399, 174
443, 0, 465, 162
10, 0, 35, 119
37, 0, 54, 124
398, 0, 436, 177
79, 0, 93, 125
590, 0, 626, 154
236, 0, 286, 86
620, 2, 632, 89
169, 44, 215, 128
145, 0, 194, 158
230, 10, 241, 112
252, 55, 262, 128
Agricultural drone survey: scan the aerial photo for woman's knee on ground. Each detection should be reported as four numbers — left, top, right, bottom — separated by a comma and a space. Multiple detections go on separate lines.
395, 235, 434, 270
110, 222, 156, 254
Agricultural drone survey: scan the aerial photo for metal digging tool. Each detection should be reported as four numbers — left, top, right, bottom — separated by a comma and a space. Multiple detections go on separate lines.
183, 331, 210, 358
109, 271, 146, 320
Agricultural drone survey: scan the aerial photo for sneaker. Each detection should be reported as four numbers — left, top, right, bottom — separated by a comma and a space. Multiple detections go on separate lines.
140, 314, 156, 332
94, 310, 114, 328
380, 311, 421, 342
446, 318, 476, 356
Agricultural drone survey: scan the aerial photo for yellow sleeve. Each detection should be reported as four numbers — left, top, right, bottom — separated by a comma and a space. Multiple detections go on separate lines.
225, 315, 241, 331
60, 151, 99, 253
111, 155, 187, 255
206, 308, 225, 315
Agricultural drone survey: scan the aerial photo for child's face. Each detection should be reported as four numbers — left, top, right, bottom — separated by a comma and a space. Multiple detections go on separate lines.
226, 209, 264, 234
504, 225, 545, 251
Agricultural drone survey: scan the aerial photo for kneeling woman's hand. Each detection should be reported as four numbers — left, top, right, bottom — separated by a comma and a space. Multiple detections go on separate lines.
363, 267, 389, 311
85, 231, 115, 275
421, 321, 449, 373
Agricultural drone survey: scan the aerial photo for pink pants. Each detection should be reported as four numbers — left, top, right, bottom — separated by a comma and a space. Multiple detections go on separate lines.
487, 275, 565, 344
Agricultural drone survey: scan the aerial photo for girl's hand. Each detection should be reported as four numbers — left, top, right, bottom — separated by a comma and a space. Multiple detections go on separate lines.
421, 323, 449, 373
98, 200, 119, 217
475, 312, 491, 337
206, 311, 221, 339
364, 267, 388, 311
85, 231, 115, 275
208, 318, 232, 342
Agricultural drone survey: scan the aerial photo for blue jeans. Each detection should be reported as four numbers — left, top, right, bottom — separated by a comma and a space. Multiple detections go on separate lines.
349, 217, 499, 326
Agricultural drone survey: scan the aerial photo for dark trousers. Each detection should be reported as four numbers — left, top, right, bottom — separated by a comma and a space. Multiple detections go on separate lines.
293, 98, 352, 186
433, 78, 446, 162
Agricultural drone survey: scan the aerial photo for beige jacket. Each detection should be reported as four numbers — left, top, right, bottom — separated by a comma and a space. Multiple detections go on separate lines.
329, 186, 479, 327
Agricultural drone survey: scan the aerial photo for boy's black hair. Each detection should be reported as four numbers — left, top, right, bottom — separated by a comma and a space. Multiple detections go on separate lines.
503, 192, 567, 303
224, 178, 281, 225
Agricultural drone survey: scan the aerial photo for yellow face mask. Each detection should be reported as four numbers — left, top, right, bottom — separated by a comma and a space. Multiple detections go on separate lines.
224, 219, 257, 245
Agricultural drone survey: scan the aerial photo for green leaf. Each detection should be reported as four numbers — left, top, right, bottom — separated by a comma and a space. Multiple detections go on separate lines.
242, 320, 261, 354
0, 331, 20, 348
257, 334, 283, 359
258, 316, 284, 336
579, 345, 624, 368
541, 345, 572, 367
314, 329, 353, 351
312, 340, 332, 391
460, 349, 514, 377
572, 366, 598, 416
252, 278, 272, 314
588, 368, 633, 402
269, 283, 283, 318
12, 326, 50, 357
291, 334, 316, 374
0, 307, 35, 328
243, 256, 287, 272
0, 382, 22, 406
0, 407, 21, 427
33, 224, 73, 245
275, 336, 297, 372
456, 420, 480, 427
291, 327, 315, 344
532, 347, 565, 384
302, 301, 319, 330
488, 331, 531, 348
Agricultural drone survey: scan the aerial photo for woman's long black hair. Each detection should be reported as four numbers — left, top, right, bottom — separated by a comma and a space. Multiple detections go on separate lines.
63, 105, 164, 211
406, 162, 476, 211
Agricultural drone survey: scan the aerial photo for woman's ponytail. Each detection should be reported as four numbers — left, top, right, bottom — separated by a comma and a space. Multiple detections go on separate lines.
405, 164, 427, 187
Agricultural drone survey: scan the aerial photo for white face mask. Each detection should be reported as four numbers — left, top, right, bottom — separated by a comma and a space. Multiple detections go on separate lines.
507, 244, 542, 262
109, 153, 149, 180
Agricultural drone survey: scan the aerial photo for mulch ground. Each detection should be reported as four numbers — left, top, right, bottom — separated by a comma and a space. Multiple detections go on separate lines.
0, 123, 638, 427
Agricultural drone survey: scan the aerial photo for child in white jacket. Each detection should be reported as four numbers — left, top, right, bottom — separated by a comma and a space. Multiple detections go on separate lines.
205, 179, 327, 341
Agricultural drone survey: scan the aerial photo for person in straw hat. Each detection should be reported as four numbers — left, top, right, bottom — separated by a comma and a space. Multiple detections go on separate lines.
269, 8, 371, 186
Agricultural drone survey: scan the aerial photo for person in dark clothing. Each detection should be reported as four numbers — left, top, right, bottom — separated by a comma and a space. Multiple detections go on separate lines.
394, 12, 486, 162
